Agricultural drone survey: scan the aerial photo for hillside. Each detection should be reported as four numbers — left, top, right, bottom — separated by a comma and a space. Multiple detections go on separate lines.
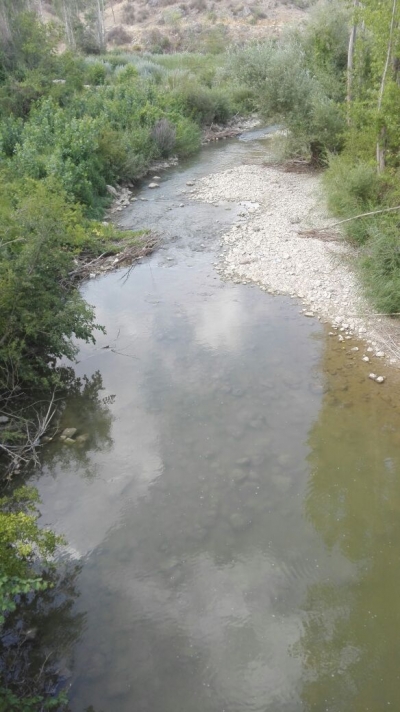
40, 0, 311, 53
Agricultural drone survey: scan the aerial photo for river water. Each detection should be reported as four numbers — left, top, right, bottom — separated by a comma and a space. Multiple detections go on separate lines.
34, 132, 400, 711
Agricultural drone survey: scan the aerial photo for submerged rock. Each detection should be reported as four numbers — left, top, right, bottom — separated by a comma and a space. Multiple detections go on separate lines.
60, 427, 77, 439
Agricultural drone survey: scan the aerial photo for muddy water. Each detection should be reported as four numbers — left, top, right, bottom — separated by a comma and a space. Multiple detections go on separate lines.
35, 133, 400, 711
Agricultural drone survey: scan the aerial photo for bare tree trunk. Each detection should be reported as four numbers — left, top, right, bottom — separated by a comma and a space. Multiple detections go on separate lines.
95, 0, 106, 51
63, 0, 77, 48
347, 0, 359, 122
376, 0, 398, 173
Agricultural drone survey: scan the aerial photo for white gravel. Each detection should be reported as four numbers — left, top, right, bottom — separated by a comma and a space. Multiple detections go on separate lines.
192, 163, 400, 366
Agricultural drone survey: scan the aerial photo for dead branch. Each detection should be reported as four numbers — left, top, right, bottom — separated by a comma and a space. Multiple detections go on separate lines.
299, 205, 400, 235
0, 392, 56, 478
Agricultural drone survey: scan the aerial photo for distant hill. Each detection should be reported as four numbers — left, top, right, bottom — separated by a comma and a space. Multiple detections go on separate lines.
38, 0, 313, 53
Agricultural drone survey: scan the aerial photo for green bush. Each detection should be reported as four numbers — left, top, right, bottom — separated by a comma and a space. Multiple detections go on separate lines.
175, 84, 231, 125
362, 224, 400, 313
324, 155, 381, 216
174, 117, 201, 156
0, 180, 101, 390
85, 61, 108, 85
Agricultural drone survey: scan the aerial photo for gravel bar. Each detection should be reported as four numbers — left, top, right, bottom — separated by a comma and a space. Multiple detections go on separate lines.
192, 163, 400, 366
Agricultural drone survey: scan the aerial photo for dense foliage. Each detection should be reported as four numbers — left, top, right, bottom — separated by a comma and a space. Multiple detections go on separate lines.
0, 13, 239, 402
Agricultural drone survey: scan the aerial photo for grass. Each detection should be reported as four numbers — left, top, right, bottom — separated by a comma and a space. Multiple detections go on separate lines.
324, 153, 400, 314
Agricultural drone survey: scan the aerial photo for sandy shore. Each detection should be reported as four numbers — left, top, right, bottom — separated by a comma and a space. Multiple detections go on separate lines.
192, 162, 400, 367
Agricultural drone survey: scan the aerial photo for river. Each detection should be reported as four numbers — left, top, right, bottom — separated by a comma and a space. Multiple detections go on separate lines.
33, 130, 400, 711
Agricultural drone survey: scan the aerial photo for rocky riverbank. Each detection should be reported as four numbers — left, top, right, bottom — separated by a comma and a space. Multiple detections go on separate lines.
192, 162, 400, 368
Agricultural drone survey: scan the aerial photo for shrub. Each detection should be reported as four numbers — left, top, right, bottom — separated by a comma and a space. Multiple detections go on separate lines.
0, 180, 101, 389
324, 156, 381, 218
0, 117, 24, 157
85, 61, 108, 85
122, 3, 136, 24
362, 225, 400, 313
136, 9, 149, 22
191, 0, 207, 8
107, 26, 133, 45
174, 117, 201, 156
232, 39, 345, 160
151, 118, 176, 157
176, 84, 231, 124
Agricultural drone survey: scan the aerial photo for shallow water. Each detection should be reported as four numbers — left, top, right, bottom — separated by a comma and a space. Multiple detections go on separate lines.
34, 133, 400, 712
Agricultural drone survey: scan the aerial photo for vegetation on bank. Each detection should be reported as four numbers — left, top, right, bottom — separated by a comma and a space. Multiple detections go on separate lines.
0, 12, 240, 442
231, 0, 400, 314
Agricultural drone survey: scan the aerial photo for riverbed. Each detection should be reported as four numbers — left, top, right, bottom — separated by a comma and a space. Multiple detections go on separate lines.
34, 131, 400, 711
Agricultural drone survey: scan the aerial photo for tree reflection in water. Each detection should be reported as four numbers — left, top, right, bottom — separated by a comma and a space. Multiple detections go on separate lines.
0, 369, 115, 710
43, 369, 114, 481
295, 340, 400, 711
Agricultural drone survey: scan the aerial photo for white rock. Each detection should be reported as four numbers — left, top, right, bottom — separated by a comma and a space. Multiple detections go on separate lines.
304, 312, 314, 317
375, 376, 385, 383
362, 356, 370, 362
369, 373, 377, 380
376, 351, 385, 357
351, 347, 359, 351
148, 183, 160, 189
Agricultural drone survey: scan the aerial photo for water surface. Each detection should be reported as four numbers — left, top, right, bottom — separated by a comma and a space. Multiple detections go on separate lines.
35, 133, 400, 712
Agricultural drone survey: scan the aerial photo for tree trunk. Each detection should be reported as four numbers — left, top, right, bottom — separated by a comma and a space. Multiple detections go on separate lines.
95, 0, 106, 51
376, 0, 398, 173
347, 0, 359, 122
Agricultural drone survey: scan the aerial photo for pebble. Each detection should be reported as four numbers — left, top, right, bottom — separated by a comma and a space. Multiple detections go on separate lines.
0, 416, 9, 425
376, 376, 385, 383
304, 312, 314, 317
369, 373, 377, 380
350, 347, 359, 352
362, 356, 370, 362
376, 351, 385, 357
148, 183, 160, 189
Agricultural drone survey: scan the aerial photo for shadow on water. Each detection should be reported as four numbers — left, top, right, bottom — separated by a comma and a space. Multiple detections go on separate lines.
27, 131, 400, 712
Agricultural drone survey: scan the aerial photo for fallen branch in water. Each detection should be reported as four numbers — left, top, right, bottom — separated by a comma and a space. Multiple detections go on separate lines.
64, 233, 159, 285
0, 392, 56, 478
299, 205, 400, 235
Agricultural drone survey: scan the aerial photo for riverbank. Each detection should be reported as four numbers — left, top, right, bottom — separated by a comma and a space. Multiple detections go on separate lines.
192, 161, 400, 368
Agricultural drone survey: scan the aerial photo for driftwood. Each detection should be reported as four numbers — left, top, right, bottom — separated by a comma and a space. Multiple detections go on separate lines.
203, 126, 243, 142
0, 392, 56, 478
65, 233, 158, 284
